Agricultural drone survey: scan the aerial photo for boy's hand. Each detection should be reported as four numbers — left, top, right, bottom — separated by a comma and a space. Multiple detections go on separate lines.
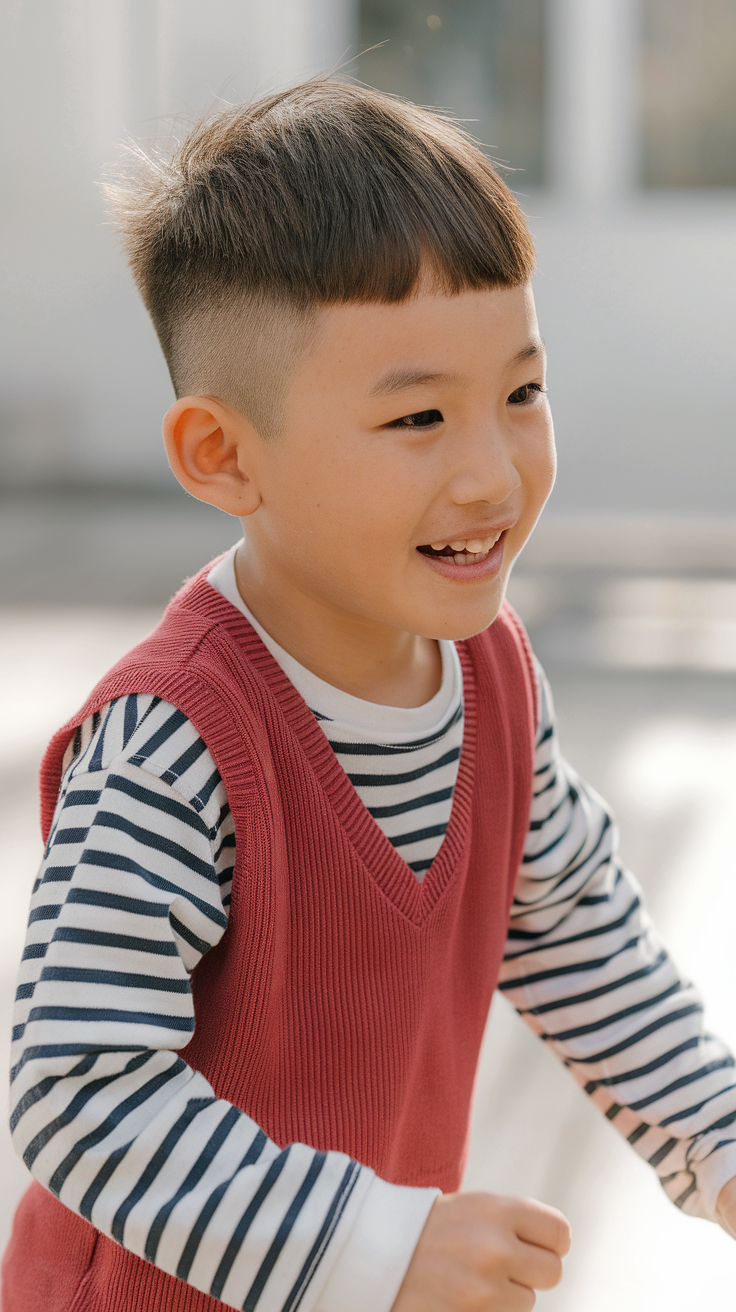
716, 1175, 736, 1239
391, 1191, 571, 1312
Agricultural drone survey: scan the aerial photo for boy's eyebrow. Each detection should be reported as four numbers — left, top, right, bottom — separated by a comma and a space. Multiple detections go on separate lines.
367, 339, 546, 399
367, 368, 464, 398
510, 338, 546, 366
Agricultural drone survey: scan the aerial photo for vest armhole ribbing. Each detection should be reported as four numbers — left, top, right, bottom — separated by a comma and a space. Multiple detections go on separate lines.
497, 601, 540, 737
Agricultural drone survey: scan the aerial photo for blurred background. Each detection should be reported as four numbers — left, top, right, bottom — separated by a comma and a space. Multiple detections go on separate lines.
1, 0, 736, 1306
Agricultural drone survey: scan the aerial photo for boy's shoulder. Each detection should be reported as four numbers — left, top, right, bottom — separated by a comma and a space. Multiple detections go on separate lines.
39, 561, 268, 841
62, 693, 224, 819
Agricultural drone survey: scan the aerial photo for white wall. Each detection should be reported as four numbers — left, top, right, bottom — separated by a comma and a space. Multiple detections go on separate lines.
532, 194, 736, 515
535, 0, 736, 515
0, 0, 353, 488
1, 0, 734, 515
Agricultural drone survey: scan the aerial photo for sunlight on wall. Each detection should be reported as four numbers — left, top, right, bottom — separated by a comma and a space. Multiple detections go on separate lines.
596, 580, 736, 671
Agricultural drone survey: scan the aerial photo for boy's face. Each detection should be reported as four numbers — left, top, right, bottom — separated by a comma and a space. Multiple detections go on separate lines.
241, 280, 555, 643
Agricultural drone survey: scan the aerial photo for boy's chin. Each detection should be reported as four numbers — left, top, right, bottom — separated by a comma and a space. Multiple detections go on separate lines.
420, 594, 510, 643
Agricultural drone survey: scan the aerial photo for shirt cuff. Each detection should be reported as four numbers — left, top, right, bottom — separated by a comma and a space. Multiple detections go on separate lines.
313, 1175, 439, 1312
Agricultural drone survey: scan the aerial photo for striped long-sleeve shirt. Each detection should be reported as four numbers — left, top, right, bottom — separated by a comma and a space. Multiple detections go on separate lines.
10, 588, 736, 1312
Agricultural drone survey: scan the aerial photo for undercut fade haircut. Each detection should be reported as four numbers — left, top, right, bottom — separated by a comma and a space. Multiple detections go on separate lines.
105, 78, 536, 437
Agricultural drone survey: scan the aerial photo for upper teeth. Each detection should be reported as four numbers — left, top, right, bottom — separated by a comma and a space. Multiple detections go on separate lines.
429, 533, 501, 554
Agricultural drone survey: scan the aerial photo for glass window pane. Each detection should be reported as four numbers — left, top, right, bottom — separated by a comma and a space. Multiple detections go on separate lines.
358, 0, 546, 186
640, 0, 736, 186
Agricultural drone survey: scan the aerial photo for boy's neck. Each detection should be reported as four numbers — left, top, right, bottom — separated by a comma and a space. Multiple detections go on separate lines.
233, 542, 442, 708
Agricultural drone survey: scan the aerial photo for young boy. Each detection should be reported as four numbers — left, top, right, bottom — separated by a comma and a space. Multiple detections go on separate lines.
4, 79, 736, 1312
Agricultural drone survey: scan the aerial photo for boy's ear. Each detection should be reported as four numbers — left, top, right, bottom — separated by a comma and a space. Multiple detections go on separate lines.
163, 396, 262, 517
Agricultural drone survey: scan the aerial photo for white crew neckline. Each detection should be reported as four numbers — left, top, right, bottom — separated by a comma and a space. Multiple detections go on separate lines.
207, 545, 461, 739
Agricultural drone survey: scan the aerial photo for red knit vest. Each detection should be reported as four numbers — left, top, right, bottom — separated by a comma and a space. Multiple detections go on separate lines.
2, 563, 536, 1312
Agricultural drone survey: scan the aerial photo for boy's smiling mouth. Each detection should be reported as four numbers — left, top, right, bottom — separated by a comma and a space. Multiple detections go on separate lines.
416, 528, 509, 579
419, 530, 503, 563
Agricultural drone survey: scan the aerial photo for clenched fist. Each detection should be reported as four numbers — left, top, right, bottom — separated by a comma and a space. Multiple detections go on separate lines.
716, 1174, 736, 1239
392, 1191, 571, 1312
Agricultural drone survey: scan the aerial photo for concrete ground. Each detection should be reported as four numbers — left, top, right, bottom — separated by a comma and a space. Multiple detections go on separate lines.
2, 491, 736, 1309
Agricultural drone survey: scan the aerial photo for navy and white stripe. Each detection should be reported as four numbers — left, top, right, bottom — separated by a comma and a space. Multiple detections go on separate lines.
10, 695, 388, 1312
316, 700, 463, 876
500, 672, 736, 1219
10, 661, 736, 1310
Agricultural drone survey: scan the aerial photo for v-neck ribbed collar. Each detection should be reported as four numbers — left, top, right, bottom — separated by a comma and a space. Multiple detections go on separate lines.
207, 544, 462, 742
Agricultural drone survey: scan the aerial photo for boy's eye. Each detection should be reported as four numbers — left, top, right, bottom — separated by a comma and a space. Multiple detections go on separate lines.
386, 408, 443, 430
507, 382, 545, 405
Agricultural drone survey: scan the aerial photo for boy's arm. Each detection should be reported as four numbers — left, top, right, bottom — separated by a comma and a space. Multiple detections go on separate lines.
499, 663, 736, 1224
10, 695, 435, 1312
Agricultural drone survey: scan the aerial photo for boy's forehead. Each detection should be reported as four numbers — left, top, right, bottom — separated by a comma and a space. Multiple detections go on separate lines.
307, 283, 543, 391
312, 283, 537, 359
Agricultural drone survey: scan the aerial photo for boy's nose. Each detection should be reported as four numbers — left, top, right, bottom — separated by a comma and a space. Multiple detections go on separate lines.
447, 427, 522, 508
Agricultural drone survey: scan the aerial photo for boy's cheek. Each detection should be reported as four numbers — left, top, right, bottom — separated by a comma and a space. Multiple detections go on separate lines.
522, 430, 557, 521
520, 434, 556, 513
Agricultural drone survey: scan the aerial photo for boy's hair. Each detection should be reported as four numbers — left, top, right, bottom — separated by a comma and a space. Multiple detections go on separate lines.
106, 79, 536, 437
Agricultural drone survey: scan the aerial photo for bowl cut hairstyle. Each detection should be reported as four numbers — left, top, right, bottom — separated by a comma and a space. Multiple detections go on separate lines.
106, 78, 537, 437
